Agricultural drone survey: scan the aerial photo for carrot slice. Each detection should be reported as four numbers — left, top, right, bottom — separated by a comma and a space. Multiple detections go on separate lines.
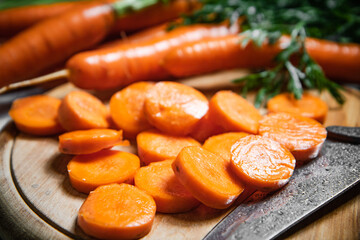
190, 111, 224, 142
8, 95, 64, 136
78, 183, 156, 240
59, 129, 126, 155
172, 146, 245, 209
144, 81, 209, 136
230, 135, 296, 191
109, 81, 154, 138
209, 90, 262, 134
67, 149, 140, 193
137, 130, 201, 165
203, 132, 249, 161
134, 160, 200, 213
267, 93, 328, 123
259, 112, 327, 162
58, 90, 109, 131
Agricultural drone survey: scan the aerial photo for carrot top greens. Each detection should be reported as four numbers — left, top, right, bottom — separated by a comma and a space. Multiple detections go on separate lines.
174, 0, 360, 106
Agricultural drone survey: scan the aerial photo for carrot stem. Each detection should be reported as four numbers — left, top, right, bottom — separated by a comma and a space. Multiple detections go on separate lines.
112, 0, 168, 17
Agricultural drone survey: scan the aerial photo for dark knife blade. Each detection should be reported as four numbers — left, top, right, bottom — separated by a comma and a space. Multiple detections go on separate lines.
204, 128, 360, 240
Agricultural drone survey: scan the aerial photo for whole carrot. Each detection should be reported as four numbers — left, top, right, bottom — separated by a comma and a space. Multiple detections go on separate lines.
163, 35, 360, 83
0, 0, 197, 88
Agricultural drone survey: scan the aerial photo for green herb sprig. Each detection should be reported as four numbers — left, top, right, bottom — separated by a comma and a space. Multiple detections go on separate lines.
176, 0, 360, 106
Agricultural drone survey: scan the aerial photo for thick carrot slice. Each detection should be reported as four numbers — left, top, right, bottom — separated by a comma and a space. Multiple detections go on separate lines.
67, 149, 140, 194
172, 146, 245, 209
134, 160, 200, 213
190, 111, 224, 142
231, 135, 296, 191
203, 132, 249, 161
209, 90, 262, 134
78, 183, 156, 240
58, 91, 110, 131
259, 112, 327, 162
267, 93, 328, 123
144, 81, 209, 136
59, 129, 126, 155
137, 130, 201, 165
8, 95, 64, 136
109, 82, 154, 138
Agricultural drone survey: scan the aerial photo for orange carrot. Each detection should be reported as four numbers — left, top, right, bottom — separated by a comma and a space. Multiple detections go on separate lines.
162, 35, 360, 83
259, 112, 327, 162
172, 146, 245, 209
67, 23, 238, 90
8, 95, 64, 136
209, 90, 262, 134
109, 81, 154, 138
144, 81, 209, 136
58, 90, 110, 131
134, 159, 200, 213
230, 135, 296, 191
59, 129, 126, 155
190, 111, 224, 142
137, 130, 201, 165
203, 132, 249, 161
67, 149, 140, 193
267, 92, 328, 123
78, 183, 156, 240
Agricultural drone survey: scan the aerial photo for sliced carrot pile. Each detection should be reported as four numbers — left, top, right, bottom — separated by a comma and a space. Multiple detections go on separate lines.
134, 160, 200, 213
8, 95, 64, 136
78, 183, 156, 240
190, 111, 224, 142
203, 132, 249, 161
110, 81, 154, 139
267, 93, 328, 123
144, 81, 209, 136
58, 90, 110, 131
137, 130, 200, 165
259, 112, 327, 162
67, 149, 140, 193
172, 146, 245, 209
59, 129, 126, 155
209, 90, 262, 134
230, 135, 296, 192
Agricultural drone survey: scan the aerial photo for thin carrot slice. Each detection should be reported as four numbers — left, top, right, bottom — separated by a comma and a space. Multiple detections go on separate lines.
203, 132, 249, 161
134, 160, 200, 213
259, 112, 327, 162
267, 93, 328, 123
67, 149, 140, 194
58, 90, 109, 131
144, 81, 209, 136
209, 90, 262, 134
190, 111, 224, 142
137, 130, 201, 165
8, 95, 64, 136
78, 183, 156, 240
59, 129, 126, 155
231, 135, 296, 191
172, 146, 245, 209
109, 81, 154, 139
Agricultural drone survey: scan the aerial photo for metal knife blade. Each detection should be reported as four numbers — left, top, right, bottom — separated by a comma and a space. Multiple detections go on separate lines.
204, 128, 360, 240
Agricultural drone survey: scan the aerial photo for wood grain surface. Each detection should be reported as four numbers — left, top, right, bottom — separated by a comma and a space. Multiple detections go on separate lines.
0, 71, 359, 240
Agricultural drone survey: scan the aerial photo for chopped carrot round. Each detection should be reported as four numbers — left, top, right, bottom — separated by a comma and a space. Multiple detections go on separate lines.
134, 160, 200, 213
67, 149, 140, 194
259, 112, 327, 162
144, 81, 209, 136
58, 90, 110, 131
209, 90, 262, 134
231, 135, 296, 191
109, 82, 154, 139
267, 93, 328, 123
172, 146, 245, 209
190, 111, 224, 142
8, 95, 64, 136
78, 183, 156, 240
59, 129, 126, 155
203, 132, 249, 161
137, 130, 201, 165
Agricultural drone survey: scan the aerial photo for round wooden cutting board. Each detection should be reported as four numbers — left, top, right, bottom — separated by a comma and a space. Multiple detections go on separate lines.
0, 71, 359, 240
